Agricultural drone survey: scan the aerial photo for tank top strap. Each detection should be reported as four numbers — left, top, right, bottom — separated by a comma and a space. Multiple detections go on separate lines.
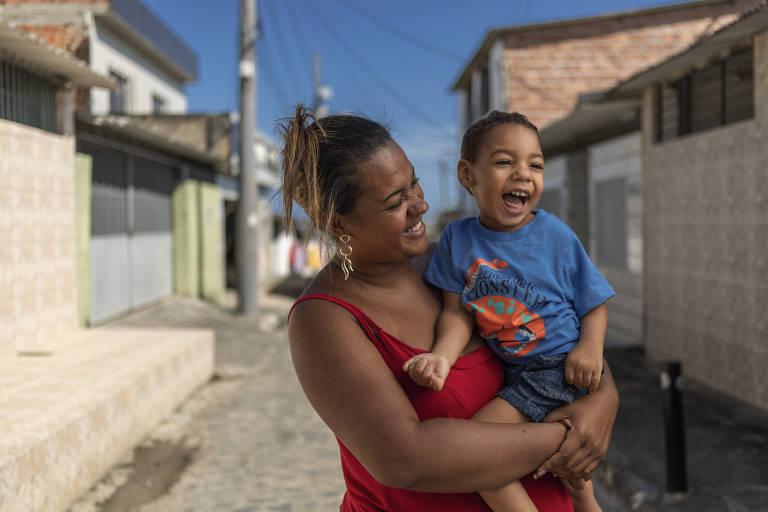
289, 294, 381, 343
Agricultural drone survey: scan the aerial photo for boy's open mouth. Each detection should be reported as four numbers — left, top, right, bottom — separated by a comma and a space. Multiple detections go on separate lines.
502, 191, 528, 213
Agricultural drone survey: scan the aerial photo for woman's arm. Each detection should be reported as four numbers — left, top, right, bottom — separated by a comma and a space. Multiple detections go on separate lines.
289, 299, 568, 493
536, 361, 619, 482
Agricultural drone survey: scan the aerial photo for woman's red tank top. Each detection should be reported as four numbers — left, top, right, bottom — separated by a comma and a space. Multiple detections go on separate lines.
291, 294, 573, 512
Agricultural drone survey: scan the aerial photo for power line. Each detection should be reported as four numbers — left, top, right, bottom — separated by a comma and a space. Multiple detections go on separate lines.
262, 0, 313, 97
302, 0, 449, 132
283, 0, 315, 76
259, 3, 298, 109
290, 0, 376, 108
260, 36, 294, 108
335, 0, 463, 61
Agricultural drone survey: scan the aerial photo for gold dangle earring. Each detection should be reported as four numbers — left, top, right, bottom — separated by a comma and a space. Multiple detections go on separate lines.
338, 234, 354, 280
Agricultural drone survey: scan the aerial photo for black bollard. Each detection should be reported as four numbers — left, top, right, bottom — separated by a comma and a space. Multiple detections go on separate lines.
660, 362, 687, 493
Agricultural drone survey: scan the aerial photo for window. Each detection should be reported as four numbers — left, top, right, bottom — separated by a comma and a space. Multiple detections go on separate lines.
464, 81, 473, 128
655, 46, 753, 142
152, 93, 167, 113
480, 66, 489, 115
0, 58, 57, 132
109, 71, 129, 114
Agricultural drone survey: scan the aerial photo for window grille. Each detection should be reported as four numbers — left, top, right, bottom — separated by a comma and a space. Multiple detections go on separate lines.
109, 71, 129, 114
0, 58, 57, 132
152, 93, 167, 113
655, 46, 754, 142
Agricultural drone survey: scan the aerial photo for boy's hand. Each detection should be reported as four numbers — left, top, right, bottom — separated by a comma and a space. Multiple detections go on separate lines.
402, 353, 451, 391
565, 344, 603, 392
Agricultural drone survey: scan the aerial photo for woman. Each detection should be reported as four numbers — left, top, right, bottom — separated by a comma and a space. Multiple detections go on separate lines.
281, 105, 618, 511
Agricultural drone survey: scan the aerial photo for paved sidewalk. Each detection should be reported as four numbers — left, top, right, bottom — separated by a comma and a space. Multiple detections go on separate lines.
69, 293, 345, 512
68, 288, 768, 512
597, 346, 768, 511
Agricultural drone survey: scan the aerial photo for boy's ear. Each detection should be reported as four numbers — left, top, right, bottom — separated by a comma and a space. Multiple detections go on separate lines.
457, 159, 475, 195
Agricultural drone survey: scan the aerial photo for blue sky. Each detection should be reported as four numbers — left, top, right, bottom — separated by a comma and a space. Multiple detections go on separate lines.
143, 0, 683, 220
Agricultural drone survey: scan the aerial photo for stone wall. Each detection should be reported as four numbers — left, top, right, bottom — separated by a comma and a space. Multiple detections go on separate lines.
641, 32, 768, 411
0, 120, 78, 354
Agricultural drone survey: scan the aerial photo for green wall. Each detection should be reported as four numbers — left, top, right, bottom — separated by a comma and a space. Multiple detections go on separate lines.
74, 153, 91, 327
173, 179, 200, 297
199, 183, 223, 304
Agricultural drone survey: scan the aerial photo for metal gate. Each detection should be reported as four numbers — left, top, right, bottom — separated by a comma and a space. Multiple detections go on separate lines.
82, 140, 175, 324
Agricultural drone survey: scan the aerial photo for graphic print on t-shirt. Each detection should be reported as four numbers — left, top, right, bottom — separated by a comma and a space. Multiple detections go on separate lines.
463, 258, 546, 358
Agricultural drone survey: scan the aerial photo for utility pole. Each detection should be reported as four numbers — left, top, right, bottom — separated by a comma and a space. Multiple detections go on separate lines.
313, 52, 332, 118
236, 0, 259, 314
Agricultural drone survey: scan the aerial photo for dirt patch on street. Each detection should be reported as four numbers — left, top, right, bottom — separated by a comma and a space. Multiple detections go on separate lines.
96, 440, 198, 512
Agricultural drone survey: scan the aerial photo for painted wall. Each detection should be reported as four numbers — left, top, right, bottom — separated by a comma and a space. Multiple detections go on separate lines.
89, 18, 187, 115
588, 132, 643, 346
641, 32, 768, 410
173, 179, 200, 298
0, 120, 78, 354
74, 153, 92, 327
199, 182, 223, 304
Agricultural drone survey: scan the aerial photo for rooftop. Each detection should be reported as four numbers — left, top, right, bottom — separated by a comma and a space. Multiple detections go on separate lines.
0, 20, 114, 89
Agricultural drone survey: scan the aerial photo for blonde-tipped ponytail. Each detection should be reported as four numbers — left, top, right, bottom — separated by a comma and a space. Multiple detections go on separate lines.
278, 104, 393, 246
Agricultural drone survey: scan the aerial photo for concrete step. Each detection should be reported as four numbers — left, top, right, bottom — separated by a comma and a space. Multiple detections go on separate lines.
0, 327, 214, 512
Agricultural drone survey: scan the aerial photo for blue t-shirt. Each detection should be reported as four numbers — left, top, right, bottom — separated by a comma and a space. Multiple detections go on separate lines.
424, 211, 615, 363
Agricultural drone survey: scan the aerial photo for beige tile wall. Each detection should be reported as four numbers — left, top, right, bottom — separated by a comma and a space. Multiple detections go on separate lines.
641, 32, 768, 411
0, 120, 78, 355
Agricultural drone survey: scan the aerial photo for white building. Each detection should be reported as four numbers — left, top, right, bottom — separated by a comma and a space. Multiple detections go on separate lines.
0, 0, 196, 115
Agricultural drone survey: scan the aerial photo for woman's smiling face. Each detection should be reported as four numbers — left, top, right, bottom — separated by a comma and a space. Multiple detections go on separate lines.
459, 123, 543, 232
339, 140, 430, 265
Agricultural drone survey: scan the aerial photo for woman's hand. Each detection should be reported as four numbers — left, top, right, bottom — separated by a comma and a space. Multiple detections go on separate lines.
535, 363, 618, 483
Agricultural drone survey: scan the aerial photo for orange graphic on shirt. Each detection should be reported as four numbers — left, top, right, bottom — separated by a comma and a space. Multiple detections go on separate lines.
463, 258, 545, 358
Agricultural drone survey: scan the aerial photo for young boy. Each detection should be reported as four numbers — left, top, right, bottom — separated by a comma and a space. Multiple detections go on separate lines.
403, 111, 614, 512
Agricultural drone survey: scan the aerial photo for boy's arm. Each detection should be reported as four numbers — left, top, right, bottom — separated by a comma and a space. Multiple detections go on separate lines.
403, 290, 473, 391
565, 302, 607, 392
433, 290, 474, 363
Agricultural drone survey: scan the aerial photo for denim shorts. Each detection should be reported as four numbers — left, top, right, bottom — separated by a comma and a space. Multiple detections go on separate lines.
496, 353, 591, 422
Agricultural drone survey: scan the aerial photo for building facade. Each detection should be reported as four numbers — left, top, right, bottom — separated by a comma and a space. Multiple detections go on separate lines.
1, 0, 249, 323
633, 8, 768, 411
451, 0, 762, 348
453, 0, 757, 132
0, 0, 195, 114
515, 2, 768, 410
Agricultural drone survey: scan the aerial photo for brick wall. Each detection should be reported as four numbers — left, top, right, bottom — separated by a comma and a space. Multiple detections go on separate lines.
0, 120, 78, 355
640, 31, 768, 411
21, 24, 92, 111
20, 24, 87, 53
500, 0, 758, 128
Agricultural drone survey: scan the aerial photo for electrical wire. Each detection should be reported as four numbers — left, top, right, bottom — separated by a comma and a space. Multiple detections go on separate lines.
302, 0, 449, 132
283, 0, 316, 80
335, 0, 462, 61
289, 0, 376, 107
262, 0, 314, 97
258, 14, 294, 110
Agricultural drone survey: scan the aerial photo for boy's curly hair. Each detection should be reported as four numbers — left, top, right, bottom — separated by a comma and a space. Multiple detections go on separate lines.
460, 111, 540, 163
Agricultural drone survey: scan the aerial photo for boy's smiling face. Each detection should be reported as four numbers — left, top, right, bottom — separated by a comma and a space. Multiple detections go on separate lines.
458, 123, 544, 232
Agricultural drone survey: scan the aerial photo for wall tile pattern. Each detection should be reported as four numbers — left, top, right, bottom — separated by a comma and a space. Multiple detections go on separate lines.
641, 32, 768, 411
0, 327, 214, 512
0, 120, 78, 355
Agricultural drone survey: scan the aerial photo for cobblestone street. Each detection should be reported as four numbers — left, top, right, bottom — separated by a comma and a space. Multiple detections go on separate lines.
69, 293, 346, 512
66, 289, 768, 512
